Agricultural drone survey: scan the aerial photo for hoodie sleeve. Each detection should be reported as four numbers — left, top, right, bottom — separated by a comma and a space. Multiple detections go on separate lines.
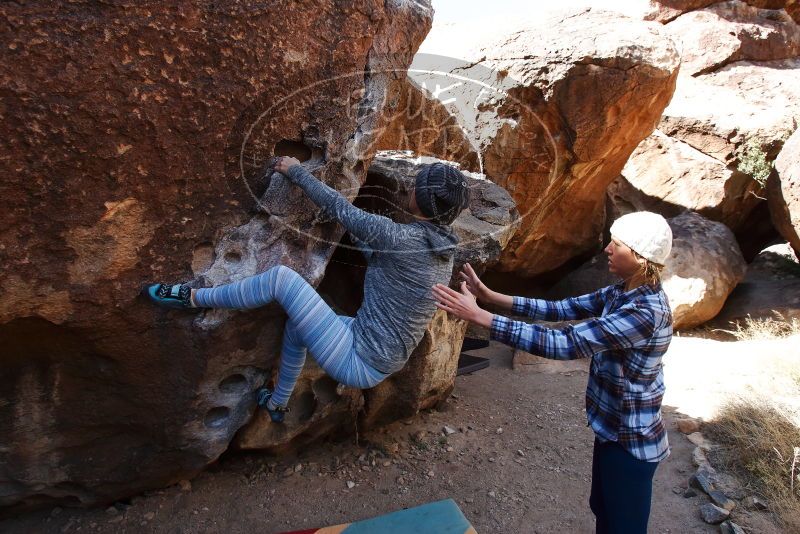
286, 164, 402, 250
348, 232, 374, 260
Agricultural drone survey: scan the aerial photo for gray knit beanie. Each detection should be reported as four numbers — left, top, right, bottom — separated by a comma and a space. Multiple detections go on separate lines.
414, 163, 470, 225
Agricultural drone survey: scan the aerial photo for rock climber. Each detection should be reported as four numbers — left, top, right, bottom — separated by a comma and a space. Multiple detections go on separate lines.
147, 157, 470, 423
432, 211, 674, 534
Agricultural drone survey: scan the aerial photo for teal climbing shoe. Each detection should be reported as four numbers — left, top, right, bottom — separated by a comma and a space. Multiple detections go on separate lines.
147, 283, 194, 309
256, 386, 288, 423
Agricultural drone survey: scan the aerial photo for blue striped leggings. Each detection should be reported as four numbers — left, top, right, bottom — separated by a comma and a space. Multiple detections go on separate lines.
194, 265, 387, 408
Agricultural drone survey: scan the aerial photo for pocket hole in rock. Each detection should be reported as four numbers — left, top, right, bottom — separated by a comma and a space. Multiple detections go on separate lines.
274, 139, 313, 162
312, 375, 339, 404
224, 251, 241, 263
204, 407, 230, 429
191, 242, 216, 274
218, 373, 248, 394
290, 390, 317, 422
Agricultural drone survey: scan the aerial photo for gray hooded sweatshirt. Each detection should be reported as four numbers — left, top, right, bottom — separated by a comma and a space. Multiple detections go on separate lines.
286, 165, 458, 374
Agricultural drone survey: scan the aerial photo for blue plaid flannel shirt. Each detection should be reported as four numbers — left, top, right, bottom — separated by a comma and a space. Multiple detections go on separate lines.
490, 282, 673, 462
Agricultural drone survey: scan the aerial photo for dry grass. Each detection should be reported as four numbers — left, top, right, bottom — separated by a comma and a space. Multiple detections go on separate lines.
669, 314, 800, 529
705, 398, 800, 531
703, 314, 800, 529
722, 313, 800, 342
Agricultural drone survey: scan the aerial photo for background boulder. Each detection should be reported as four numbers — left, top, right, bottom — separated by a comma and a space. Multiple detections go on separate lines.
613, 1, 800, 260
547, 212, 746, 330
664, 1, 800, 76
374, 78, 480, 170
658, 60, 799, 167
610, 131, 762, 231
643, 0, 800, 24
409, 9, 680, 277
662, 213, 748, 329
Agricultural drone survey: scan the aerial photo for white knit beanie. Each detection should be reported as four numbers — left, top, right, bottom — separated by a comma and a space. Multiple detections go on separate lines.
609, 211, 673, 265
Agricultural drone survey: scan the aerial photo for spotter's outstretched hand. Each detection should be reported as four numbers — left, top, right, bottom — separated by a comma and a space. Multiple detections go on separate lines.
432, 281, 494, 328
458, 262, 491, 303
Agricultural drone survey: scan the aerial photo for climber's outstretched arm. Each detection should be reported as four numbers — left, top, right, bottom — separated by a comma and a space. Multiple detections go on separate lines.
274, 157, 407, 251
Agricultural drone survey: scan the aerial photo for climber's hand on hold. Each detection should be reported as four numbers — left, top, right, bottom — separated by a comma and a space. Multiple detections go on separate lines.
273, 156, 301, 176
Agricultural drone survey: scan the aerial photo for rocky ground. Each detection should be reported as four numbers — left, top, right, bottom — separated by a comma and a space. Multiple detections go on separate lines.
5, 335, 790, 534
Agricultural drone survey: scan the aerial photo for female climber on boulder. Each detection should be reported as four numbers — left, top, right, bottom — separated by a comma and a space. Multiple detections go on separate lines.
148, 157, 469, 424
432, 211, 673, 534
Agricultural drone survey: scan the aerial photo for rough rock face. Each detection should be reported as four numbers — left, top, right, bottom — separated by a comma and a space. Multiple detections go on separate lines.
546, 213, 747, 330
0, 0, 435, 511
739, 0, 799, 18
613, 84, 797, 252
375, 77, 480, 170
611, 131, 762, 231
664, 1, 800, 75
642, 0, 719, 22
658, 60, 800, 168
414, 9, 680, 277
662, 213, 748, 329
644, 0, 800, 24
360, 308, 469, 428
643, 0, 800, 165
768, 128, 800, 255
234, 363, 364, 455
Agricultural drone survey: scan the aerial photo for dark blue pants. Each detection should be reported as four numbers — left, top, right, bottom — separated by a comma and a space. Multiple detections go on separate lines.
590, 438, 660, 534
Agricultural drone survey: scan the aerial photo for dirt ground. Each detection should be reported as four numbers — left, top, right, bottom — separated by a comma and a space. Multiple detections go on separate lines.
8, 335, 789, 534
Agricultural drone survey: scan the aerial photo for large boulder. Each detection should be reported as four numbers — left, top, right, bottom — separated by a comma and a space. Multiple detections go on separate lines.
611, 130, 762, 230
0, 0, 435, 511
768, 128, 800, 256
547, 213, 747, 330
651, 3, 800, 165
664, 1, 800, 75
663, 213, 748, 328
610, 59, 800, 252
411, 9, 680, 277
